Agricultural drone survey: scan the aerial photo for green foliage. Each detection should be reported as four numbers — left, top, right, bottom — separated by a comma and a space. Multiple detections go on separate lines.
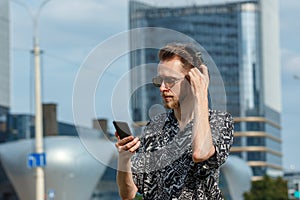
134, 193, 143, 200
244, 175, 288, 200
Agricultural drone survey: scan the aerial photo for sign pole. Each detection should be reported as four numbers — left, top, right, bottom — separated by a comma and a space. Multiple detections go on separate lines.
33, 42, 45, 200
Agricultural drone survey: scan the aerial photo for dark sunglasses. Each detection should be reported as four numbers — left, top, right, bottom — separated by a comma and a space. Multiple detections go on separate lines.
152, 76, 185, 88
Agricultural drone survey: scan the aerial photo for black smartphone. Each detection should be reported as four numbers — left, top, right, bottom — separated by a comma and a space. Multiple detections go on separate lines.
113, 121, 132, 139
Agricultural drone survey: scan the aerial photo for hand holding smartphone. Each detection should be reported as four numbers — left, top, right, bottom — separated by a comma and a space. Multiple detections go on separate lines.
113, 121, 132, 139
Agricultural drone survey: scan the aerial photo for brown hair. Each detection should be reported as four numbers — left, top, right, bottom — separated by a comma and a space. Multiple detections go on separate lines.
158, 43, 203, 69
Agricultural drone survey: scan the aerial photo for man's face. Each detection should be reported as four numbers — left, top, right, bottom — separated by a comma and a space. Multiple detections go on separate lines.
157, 57, 190, 109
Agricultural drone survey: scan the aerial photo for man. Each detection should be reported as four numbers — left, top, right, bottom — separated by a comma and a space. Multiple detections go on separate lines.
115, 43, 234, 200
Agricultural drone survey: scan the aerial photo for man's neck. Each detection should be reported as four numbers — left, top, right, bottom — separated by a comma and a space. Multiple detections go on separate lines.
174, 99, 195, 130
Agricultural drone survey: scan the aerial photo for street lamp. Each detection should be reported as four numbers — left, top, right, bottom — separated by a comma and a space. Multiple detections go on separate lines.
12, 1, 51, 199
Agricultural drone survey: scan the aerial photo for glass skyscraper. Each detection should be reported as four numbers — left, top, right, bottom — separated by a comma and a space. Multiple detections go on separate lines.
129, 0, 282, 180
0, 0, 10, 142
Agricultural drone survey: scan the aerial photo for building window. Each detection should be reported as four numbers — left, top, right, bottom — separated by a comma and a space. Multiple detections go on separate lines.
247, 151, 266, 161
252, 166, 266, 176
233, 137, 241, 146
247, 137, 265, 146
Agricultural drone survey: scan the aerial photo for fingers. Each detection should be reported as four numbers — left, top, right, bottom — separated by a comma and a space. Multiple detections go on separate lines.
115, 136, 140, 153
128, 138, 141, 153
199, 65, 209, 79
188, 65, 209, 84
117, 135, 134, 144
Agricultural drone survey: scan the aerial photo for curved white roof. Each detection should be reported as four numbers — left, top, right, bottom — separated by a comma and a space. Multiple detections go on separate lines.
221, 156, 253, 200
0, 136, 116, 200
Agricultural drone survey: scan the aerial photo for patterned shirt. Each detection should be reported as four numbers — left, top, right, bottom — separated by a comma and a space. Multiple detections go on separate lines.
131, 109, 234, 200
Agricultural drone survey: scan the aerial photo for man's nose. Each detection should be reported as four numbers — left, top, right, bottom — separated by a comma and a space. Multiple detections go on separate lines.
159, 81, 169, 92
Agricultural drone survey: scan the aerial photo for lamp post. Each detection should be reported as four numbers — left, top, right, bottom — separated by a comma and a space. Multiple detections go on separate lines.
12, 1, 50, 199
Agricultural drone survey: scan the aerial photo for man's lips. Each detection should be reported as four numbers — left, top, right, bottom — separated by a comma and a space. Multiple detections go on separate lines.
162, 94, 173, 100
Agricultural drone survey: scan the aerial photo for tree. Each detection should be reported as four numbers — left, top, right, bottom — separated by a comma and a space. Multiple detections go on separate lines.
134, 193, 143, 200
244, 175, 288, 200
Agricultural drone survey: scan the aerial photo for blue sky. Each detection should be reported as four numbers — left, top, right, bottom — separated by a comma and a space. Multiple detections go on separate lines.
10, 0, 300, 171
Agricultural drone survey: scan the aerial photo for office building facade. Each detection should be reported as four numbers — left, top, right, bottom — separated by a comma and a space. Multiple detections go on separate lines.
129, 0, 282, 180
0, 0, 10, 142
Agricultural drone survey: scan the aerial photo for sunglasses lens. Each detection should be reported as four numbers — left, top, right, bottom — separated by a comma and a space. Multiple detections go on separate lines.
152, 76, 162, 87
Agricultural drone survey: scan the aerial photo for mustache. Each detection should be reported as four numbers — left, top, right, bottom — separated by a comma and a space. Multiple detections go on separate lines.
161, 92, 173, 97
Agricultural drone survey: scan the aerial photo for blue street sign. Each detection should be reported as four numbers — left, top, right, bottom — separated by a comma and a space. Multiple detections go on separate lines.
27, 153, 46, 168
48, 189, 55, 199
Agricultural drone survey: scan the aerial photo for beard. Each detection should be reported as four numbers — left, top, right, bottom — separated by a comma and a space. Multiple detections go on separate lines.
163, 98, 180, 109
162, 94, 180, 109
162, 88, 189, 109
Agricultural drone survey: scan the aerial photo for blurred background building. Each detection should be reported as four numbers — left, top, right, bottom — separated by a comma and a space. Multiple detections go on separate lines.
0, 0, 10, 143
0, 103, 120, 199
129, 0, 282, 181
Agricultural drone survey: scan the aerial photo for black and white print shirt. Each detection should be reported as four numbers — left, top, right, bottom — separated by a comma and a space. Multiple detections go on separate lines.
131, 109, 234, 200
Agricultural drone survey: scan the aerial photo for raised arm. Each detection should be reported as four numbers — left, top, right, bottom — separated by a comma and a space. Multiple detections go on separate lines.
188, 65, 215, 162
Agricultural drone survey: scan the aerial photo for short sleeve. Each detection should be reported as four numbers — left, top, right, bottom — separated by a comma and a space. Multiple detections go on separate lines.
205, 110, 234, 168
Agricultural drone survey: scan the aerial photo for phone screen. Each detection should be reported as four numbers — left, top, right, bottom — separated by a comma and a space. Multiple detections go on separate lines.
113, 121, 132, 139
